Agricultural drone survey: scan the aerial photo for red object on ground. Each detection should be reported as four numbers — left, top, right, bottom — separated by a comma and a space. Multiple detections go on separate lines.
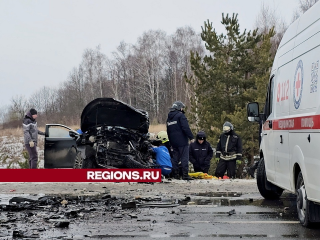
0, 169, 161, 182
223, 176, 229, 179
9, 190, 16, 192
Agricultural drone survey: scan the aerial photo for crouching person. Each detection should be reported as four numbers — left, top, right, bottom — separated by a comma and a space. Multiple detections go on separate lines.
23, 109, 45, 169
189, 131, 213, 173
151, 144, 172, 177
215, 122, 242, 178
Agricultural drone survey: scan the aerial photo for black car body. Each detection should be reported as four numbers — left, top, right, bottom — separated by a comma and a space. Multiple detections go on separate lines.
44, 98, 153, 169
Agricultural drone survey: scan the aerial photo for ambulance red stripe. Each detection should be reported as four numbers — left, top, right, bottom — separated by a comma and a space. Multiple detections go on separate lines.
263, 115, 319, 130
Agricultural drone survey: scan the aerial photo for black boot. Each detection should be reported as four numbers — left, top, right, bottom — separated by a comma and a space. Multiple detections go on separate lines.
248, 167, 255, 178
172, 170, 181, 180
248, 161, 259, 178
174, 175, 181, 180
182, 174, 194, 180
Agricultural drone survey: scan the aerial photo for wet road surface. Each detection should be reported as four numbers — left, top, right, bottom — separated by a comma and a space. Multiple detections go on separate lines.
0, 189, 320, 239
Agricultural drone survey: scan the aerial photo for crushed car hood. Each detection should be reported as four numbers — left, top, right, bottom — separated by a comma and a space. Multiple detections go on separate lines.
80, 98, 149, 133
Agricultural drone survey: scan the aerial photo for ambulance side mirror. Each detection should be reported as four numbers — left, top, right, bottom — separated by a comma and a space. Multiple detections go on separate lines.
247, 102, 260, 122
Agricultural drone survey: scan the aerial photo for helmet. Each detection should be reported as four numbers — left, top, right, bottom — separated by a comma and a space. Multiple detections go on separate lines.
156, 131, 169, 144
170, 101, 185, 111
223, 121, 234, 133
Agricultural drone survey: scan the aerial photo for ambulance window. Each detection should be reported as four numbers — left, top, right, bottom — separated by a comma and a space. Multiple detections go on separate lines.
265, 76, 274, 118
269, 77, 274, 114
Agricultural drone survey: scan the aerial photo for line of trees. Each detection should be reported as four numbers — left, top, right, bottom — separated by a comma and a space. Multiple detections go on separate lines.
3, 26, 204, 127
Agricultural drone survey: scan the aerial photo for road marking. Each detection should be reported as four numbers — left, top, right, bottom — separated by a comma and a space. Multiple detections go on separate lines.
212, 221, 299, 224
190, 221, 210, 223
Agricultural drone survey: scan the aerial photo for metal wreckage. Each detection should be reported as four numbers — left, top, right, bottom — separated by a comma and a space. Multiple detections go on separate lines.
44, 98, 157, 169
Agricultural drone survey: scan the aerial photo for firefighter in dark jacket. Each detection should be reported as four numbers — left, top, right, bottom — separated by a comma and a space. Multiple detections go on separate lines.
23, 109, 45, 169
167, 101, 194, 180
215, 122, 242, 178
189, 131, 213, 173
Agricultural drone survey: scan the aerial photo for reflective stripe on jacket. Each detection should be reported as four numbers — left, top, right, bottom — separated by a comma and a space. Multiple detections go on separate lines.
216, 131, 242, 161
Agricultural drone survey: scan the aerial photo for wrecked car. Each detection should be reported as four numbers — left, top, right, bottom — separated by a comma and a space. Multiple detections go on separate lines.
44, 98, 153, 169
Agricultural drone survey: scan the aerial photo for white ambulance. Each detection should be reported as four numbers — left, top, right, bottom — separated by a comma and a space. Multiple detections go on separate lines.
247, 2, 320, 227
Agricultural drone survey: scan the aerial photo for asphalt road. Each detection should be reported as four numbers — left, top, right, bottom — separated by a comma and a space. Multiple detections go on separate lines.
0, 180, 319, 239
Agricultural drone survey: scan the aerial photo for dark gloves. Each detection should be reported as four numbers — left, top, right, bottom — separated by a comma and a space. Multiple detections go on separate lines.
236, 154, 242, 160
216, 153, 220, 158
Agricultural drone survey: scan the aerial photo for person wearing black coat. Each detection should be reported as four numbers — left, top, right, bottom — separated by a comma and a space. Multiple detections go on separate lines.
189, 131, 213, 174
167, 101, 194, 180
215, 122, 242, 178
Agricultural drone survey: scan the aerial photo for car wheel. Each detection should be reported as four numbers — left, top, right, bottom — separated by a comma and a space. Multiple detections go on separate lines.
82, 156, 96, 169
256, 158, 283, 199
296, 172, 311, 227
73, 152, 83, 169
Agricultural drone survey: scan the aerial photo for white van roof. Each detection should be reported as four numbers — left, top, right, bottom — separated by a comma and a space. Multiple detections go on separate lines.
273, 1, 320, 72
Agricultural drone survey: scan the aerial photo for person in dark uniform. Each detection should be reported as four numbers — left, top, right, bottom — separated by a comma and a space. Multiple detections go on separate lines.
215, 122, 242, 178
166, 101, 194, 180
189, 131, 213, 173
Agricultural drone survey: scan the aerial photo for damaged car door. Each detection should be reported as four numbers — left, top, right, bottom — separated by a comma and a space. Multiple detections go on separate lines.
44, 124, 77, 168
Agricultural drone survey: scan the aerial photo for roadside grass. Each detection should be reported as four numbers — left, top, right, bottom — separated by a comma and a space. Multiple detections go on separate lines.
149, 124, 166, 134
0, 124, 165, 168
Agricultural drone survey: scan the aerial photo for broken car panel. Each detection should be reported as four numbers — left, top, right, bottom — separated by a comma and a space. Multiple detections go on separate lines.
44, 98, 153, 169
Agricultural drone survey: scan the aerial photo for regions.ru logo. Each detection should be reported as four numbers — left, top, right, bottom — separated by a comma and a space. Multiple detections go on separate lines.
293, 60, 304, 109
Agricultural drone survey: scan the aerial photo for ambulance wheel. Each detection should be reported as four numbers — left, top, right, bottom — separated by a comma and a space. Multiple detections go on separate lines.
256, 158, 283, 199
73, 152, 83, 169
296, 172, 311, 227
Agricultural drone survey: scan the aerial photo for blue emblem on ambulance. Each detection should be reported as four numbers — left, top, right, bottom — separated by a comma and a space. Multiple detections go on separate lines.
293, 60, 304, 109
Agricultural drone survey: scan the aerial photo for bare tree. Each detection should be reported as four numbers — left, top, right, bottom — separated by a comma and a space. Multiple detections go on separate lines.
132, 30, 167, 121
2, 27, 206, 126
10, 95, 29, 120
299, 0, 319, 12
0, 105, 8, 125
292, 0, 319, 22
254, 3, 287, 55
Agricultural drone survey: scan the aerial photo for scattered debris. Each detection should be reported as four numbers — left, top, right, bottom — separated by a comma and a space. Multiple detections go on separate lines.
137, 218, 151, 222
48, 219, 70, 228
135, 197, 161, 201
137, 203, 179, 208
64, 210, 78, 218
228, 209, 236, 215
122, 201, 137, 209
183, 196, 191, 201
60, 199, 68, 206
12, 230, 24, 238
9, 197, 36, 204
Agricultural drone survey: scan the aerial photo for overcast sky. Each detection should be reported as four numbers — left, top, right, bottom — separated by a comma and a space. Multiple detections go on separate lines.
0, 0, 299, 108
